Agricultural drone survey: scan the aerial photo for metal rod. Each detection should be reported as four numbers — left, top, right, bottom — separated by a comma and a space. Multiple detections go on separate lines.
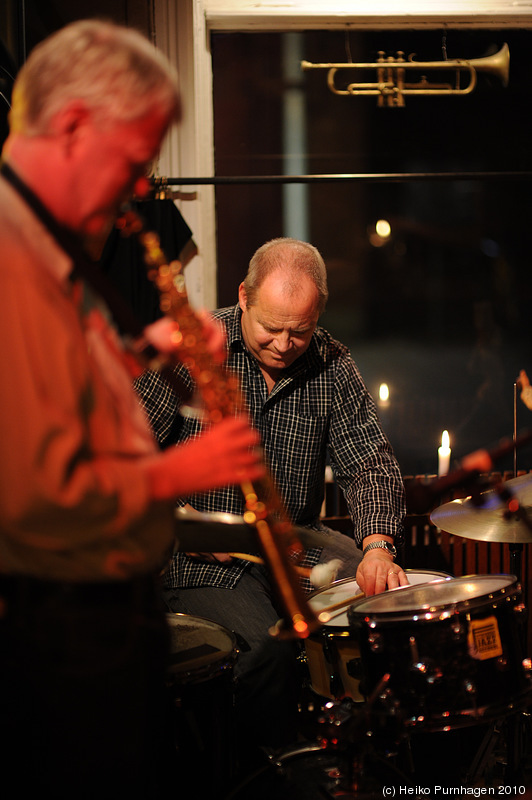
514, 382, 518, 478
157, 171, 532, 187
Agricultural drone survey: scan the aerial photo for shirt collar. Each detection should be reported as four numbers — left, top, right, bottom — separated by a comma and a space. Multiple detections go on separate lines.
224, 304, 247, 352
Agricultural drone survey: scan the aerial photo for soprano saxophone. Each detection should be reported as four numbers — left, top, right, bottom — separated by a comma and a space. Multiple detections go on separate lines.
118, 210, 321, 639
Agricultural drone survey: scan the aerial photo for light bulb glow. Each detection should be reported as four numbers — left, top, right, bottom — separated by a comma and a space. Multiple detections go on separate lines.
375, 219, 391, 238
379, 383, 389, 402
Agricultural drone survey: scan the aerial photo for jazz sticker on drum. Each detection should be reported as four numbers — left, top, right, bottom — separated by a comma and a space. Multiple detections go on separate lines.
468, 616, 503, 660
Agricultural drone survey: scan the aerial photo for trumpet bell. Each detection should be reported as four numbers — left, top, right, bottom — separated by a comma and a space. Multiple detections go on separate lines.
469, 42, 509, 88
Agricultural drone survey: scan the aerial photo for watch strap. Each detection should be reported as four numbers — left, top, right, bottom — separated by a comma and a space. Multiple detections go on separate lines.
362, 541, 396, 559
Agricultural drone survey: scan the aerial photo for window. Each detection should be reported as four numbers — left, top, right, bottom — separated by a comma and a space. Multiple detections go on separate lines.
212, 29, 532, 476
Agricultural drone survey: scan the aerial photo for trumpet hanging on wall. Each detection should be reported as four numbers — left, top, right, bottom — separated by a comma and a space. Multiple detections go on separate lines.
301, 43, 509, 107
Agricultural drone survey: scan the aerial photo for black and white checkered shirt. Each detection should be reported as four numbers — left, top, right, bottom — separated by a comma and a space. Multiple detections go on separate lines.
135, 305, 405, 590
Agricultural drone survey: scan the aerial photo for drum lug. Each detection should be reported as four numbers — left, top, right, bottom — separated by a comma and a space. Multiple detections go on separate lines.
408, 635, 444, 686
451, 620, 465, 639
346, 656, 363, 681
368, 632, 383, 652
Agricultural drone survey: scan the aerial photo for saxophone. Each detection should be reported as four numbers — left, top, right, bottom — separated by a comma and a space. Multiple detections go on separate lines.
118, 209, 321, 639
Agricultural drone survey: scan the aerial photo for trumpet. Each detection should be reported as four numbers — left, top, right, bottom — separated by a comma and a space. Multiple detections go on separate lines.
301, 43, 509, 106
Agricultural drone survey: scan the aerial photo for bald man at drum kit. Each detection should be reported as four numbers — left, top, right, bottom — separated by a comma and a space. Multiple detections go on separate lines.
135, 237, 407, 770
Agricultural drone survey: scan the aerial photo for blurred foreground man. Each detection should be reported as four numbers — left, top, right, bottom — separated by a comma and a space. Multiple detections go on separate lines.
0, 20, 262, 799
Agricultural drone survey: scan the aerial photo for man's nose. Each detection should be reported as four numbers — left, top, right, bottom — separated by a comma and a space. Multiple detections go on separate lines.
273, 332, 291, 352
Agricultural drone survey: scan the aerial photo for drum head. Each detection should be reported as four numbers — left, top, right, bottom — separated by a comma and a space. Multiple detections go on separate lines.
308, 577, 361, 626
166, 613, 237, 680
349, 574, 519, 623
308, 570, 451, 627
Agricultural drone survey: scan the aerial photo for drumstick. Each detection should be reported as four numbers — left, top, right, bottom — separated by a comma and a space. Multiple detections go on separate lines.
228, 552, 312, 579
230, 552, 364, 613
316, 592, 365, 623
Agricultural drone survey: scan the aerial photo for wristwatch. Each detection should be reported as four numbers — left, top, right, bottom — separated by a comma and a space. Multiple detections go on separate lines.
362, 541, 397, 559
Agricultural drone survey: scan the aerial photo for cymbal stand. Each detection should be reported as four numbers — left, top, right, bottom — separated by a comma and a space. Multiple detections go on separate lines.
514, 381, 518, 478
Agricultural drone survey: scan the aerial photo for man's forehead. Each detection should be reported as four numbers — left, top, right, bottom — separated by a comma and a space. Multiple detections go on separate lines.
254, 297, 319, 330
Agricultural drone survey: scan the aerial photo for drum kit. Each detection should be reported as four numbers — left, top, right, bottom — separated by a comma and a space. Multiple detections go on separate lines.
170, 477, 532, 798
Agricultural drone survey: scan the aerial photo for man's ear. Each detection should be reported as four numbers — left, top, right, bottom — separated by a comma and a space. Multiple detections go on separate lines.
238, 282, 248, 312
50, 100, 91, 150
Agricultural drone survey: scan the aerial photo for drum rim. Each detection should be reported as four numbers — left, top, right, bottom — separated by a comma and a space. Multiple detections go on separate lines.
166, 611, 237, 642
166, 611, 238, 677
348, 573, 520, 621
308, 568, 452, 600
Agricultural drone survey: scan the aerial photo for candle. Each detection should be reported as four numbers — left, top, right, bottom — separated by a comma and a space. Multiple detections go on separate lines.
438, 430, 451, 476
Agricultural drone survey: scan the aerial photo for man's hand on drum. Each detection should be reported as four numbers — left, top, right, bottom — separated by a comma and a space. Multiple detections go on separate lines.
355, 539, 408, 597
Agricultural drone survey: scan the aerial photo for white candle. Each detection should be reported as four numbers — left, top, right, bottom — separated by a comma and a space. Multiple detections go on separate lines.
438, 430, 451, 476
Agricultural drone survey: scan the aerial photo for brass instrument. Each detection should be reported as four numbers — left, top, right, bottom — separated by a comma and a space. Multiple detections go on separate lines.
118, 210, 321, 640
301, 43, 509, 107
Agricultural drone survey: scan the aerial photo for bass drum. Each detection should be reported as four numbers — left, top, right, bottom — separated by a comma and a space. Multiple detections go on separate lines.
348, 574, 532, 731
304, 569, 451, 701
226, 741, 411, 800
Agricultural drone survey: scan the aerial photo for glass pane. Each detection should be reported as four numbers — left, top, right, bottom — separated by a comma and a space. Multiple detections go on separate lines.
212, 29, 532, 477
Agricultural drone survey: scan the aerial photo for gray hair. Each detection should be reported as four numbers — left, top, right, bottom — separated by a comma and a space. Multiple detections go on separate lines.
243, 238, 328, 313
10, 19, 181, 135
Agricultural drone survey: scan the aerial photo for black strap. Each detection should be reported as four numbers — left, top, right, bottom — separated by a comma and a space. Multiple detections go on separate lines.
0, 160, 192, 403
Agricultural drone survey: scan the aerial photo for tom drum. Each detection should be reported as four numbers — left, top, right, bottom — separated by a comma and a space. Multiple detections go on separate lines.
304, 569, 451, 701
348, 574, 532, 731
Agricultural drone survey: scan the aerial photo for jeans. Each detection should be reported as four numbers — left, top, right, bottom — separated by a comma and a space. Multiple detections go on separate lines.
162, 529, 363, 769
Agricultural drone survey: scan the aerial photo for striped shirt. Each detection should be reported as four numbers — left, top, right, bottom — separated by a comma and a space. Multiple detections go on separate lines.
134, 304, 405, 589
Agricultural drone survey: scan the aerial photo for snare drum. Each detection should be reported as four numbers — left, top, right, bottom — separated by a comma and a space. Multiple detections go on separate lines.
304, 569, 451, 701
348, 574, 532, 731
165, 613, 238, 795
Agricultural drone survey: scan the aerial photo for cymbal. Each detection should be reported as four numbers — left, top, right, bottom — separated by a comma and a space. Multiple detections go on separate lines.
174, 507, 330, 552
430, 473, 532, 544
